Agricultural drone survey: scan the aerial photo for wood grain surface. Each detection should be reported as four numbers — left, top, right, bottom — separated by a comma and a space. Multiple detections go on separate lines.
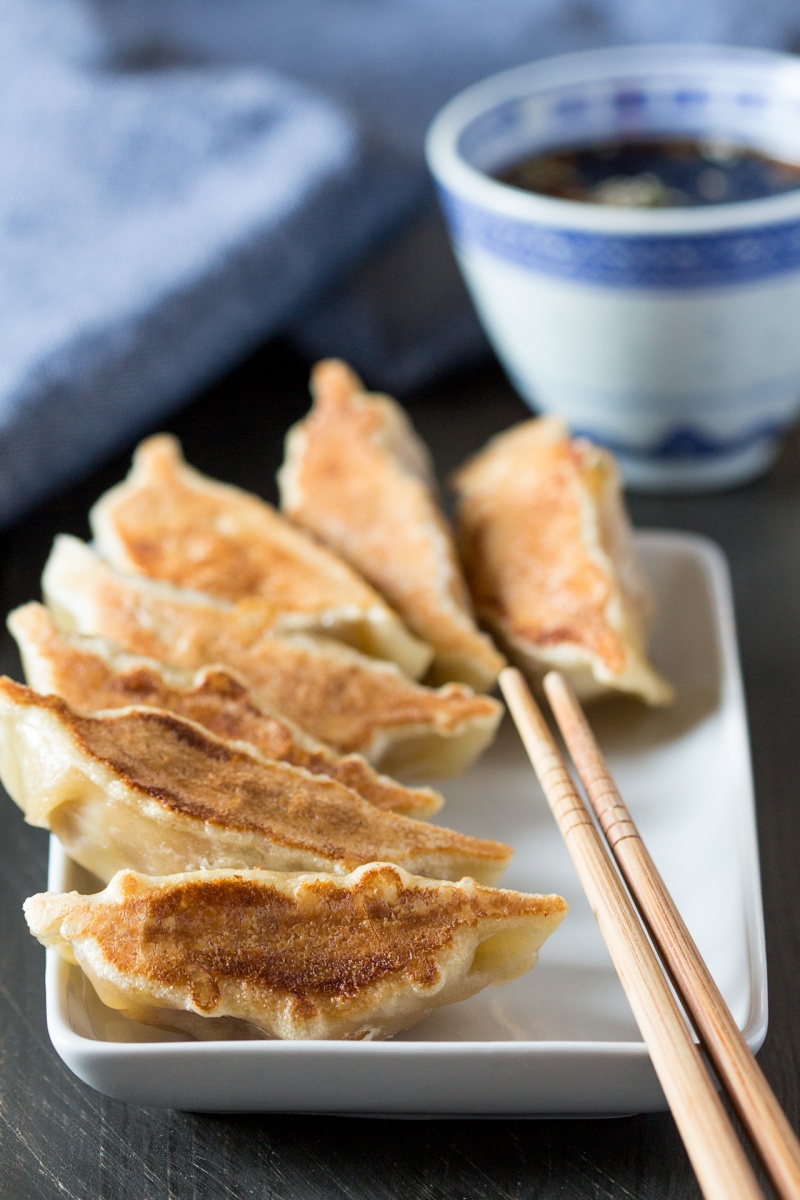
0, 341, 797, 1199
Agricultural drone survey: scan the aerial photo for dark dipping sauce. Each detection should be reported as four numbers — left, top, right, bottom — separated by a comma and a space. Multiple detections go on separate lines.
496, 136, 800, 208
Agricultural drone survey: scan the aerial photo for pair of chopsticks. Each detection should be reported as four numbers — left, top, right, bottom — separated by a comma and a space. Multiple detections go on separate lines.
500, 667, 800, 1200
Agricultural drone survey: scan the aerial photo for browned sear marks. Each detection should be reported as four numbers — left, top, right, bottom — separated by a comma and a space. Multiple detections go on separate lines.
0, 677, 510, 876
91, 433, 380, 612
280, 359, 504, 689
41, 539, 500, 758
8, 605, 441, 817
454, 422, 627, 671
46, 867, 562, 1012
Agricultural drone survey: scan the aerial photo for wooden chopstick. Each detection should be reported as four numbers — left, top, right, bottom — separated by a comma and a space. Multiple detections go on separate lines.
498, 667, 764, 1200
542, 669, 800, 1200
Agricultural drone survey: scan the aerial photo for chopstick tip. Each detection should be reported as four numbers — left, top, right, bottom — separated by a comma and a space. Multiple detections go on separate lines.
543, 670, 570, 704
498, 665, 524, 696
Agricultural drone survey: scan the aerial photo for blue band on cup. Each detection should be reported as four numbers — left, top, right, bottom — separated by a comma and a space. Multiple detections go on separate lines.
574, 419, 784, 459
440, 189, 800, 289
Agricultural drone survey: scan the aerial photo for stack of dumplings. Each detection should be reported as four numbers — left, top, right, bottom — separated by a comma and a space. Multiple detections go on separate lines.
6, 359, 671, 1044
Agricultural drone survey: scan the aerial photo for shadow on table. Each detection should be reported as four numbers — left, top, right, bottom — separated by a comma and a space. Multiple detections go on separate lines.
180, 1107, 702, 1198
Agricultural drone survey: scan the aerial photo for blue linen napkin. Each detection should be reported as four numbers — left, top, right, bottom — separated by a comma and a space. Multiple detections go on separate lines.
3, 0, 800, 526
0, 4, 420, 526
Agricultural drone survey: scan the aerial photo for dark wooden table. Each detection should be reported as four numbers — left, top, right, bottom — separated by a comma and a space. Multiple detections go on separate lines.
0, 341, 797, 1199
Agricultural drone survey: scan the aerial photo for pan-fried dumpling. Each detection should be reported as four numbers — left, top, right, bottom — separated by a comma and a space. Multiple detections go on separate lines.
90, 433, 432, 680
8, 602, 442, 819
42, 536, 502, 777
279, 360, 505, 691
453, 418, 674, 705
0, 678, 511, 884
25, 864, 568, 1040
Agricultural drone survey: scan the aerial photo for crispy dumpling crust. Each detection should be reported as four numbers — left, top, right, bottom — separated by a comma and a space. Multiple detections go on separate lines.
90, 433, 432, 680
43, 536, 502, 777
453, 418, 674, 705
279, 360, 505, 691
25, 864, 567, 1040
0, 677, 511, 885
8, 602, 442, 819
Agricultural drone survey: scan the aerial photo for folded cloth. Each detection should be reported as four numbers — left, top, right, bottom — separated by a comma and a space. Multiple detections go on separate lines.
0, 5, 421, 527
4, 0, 800, 525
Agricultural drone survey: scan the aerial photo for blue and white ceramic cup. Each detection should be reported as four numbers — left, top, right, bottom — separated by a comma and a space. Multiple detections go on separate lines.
427, 45, 800, 490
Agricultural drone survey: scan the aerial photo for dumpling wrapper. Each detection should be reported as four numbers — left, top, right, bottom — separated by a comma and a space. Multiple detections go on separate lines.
0, 677, 511, 885
453, 418, 674, 705
42, 536, 502, 777
24, 863, 567, 1040
90, 433, 432, 680
279, 360, 505, 691
8, 602, 442, 819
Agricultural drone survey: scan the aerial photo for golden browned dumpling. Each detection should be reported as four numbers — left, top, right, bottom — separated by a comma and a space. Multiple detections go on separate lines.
279, 360, 505, 691
453, 418, 674, 705
90, 433, 432, 680
25, 864, 568, 1040
8, 602, 442, 819
0, 678, 511, 884
42, 537, 502, 777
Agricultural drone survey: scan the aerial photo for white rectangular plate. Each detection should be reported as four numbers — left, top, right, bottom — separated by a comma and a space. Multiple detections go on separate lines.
43, 530, 766, 1115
